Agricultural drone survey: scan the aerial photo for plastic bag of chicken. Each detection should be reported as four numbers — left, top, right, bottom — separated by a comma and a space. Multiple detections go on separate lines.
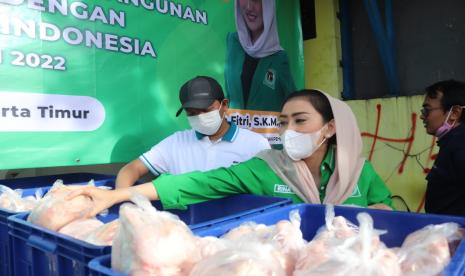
85, 219, 120, 246
57, 218, 119, 246
0, 184, 42, 212
295, 206, 400, 276
189, 241, 287, 276
112, 193, 201, 276
294, 205, 359, 274
397, 222, 464, 276
27, 180, 95, 231
58, 218, 104, 240
221, 209, 305, 275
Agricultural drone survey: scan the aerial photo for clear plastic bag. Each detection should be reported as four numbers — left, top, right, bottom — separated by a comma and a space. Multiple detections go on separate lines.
27, 180, 94, 231
218, 210, 305, 275
294, 205, 359, 274
223, 209, 305, 253
84, 219, 119, 246
58, 218, 104, 240
295, 206, 400, 276
196, 236, 230, 259
57, 217, 119, 246
0, 185, 42, 212
189, 241, 287, 276
111, 193, 200, 276
340, 213, 400, 276
397, 222, 463, 276
317, 204, 360, 240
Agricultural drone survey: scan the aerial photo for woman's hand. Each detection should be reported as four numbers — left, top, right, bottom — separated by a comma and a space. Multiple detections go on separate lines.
66, 186, 126, 217
368, 203, 393, 211
66, 182, 158, 217
65, 182, 158, 217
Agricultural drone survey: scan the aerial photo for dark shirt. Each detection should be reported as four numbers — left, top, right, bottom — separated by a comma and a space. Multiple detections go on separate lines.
240, 53, 259, 108
425, 123, 465, 216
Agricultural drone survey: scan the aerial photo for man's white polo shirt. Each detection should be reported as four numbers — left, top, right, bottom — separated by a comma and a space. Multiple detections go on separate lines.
139, 123, 271, 176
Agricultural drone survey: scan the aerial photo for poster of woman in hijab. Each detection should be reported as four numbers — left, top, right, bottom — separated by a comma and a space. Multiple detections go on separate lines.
225, 0, 296, 112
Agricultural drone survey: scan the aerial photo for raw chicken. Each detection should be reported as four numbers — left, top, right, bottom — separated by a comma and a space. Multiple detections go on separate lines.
397, 222, 463, 276
112, 194, 200, 276
295, 207, 400, 276
85, 219, 120, 246
448, 228, 465, 256
196, 236, 229, 259
222, 222, 269, 241
294, 205, 358, 274
223, 211, 305, 256
0, 185, 42, 212
58, 217, 119, 246
189, 241, 286, 276
58, 218, 104, 240
220, 210, 305, 275
27, 180, 94, 231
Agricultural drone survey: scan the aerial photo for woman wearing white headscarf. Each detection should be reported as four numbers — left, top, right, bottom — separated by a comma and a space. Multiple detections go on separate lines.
224, 0, 296, 112
68, 90, 392, 215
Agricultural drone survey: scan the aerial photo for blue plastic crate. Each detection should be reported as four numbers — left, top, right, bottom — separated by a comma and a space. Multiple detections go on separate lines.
0, 173, 115, 276
0, 173, 116, 190
8, 194, 291, 276
89, 204, 465, 276
0, 187, 46, 276
89, 255, 121, 276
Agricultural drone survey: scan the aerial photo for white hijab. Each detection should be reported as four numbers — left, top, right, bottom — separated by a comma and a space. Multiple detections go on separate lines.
257, 91, 365, 204
235, 0, 283, 58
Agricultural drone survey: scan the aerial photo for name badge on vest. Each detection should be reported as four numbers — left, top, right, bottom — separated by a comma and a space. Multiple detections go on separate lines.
263, 68, 276, 90
274, 184, 294, 194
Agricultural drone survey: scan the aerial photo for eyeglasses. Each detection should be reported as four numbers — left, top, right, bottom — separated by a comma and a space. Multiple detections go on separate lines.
420, 107, 442, 117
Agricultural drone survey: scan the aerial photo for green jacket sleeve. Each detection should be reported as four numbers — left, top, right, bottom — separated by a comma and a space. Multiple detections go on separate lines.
153, 158, 271, 209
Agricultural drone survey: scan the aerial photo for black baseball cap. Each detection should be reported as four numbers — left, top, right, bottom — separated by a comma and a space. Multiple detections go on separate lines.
175, 76, 225, 117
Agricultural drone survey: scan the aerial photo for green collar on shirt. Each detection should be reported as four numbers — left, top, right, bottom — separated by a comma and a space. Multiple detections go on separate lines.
195, 122, 239, 142
319, 144, 336, 202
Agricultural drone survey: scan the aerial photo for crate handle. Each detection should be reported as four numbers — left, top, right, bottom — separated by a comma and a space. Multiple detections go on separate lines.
27, 235, 57, 253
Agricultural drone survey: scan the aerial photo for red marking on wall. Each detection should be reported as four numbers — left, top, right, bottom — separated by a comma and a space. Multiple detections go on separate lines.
416, 193, 426, 213
361, 104, 417, 173
417, 136, 437, 212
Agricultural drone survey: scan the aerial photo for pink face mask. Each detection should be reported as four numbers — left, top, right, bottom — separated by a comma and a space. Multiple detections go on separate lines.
435, 106, 465, 139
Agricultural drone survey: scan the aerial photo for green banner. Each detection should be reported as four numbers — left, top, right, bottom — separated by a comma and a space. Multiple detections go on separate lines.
0, 0, 303, 169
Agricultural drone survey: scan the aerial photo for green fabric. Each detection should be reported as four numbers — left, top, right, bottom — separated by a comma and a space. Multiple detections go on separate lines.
318, 145, 336, 202
317, 146, 392, 207
153, 156, 393, 210
224, 32, 296, 112
154, 158, 300, 210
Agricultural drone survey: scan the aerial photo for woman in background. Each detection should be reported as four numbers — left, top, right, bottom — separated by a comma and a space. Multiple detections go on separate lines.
225, 0, 295, 112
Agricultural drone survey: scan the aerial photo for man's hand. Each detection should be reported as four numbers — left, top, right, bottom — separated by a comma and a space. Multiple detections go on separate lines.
116, 159, 149, 189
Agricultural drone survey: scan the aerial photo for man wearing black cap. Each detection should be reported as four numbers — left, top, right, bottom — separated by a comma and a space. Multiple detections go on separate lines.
115, 76, 271, 188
